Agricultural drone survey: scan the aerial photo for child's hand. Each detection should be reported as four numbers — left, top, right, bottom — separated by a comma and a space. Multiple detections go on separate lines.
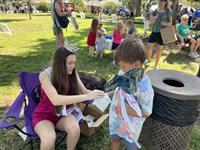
135, 92, 141, 98
115, 104, 121, 114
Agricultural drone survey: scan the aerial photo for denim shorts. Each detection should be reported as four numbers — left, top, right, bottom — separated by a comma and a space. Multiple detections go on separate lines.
111, 134, 137, 150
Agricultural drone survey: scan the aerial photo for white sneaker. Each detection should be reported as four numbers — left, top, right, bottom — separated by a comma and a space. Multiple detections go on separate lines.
111, 60, 115, 65
194, 52, 199, 57
188, 52, 197, 59
153, 66, 159, 70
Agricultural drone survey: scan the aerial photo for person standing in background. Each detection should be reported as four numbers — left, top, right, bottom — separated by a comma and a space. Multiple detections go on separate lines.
51, 0, 71, 48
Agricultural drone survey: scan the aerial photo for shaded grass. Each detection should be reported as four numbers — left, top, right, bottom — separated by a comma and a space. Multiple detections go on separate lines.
0, 13, 199, 150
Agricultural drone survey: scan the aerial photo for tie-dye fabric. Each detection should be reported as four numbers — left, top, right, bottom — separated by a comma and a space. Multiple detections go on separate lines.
109, 74, 154, 148
104, 68, 144, 94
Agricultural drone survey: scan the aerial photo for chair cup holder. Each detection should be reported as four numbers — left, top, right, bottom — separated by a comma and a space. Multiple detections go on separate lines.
5, 116, 17, 124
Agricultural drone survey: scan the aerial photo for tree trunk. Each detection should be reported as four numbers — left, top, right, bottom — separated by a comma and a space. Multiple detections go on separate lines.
132, 0, 142, 17
171, 0, 179, 25
136, 0, 142, 17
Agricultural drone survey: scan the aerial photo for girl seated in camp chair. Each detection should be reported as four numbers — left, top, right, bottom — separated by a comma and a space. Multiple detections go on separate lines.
32, 46, 105, 150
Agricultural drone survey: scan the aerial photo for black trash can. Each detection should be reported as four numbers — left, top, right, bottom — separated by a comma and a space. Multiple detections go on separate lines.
139, 69, 200, 150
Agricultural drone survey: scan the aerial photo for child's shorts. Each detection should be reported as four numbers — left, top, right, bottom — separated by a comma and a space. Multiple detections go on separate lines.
111, 42, 120, 50
111, 134, 137, 150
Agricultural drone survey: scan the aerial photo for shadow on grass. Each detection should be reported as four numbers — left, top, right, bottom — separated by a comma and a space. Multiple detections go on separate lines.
163, 51, 197, 65
32, 13, 51, 17
0, 19, 27, 23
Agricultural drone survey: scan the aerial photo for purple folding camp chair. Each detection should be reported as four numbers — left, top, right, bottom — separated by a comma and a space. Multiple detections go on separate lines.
0, 72, 67, 149
0, 71, 106, 149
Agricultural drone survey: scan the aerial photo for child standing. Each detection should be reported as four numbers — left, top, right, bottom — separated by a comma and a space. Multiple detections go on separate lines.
111, 20, 126, 64
143, 3, 151, 35
126, 20, 136, 38
95, 31, 106, 59
104, 38, 154, 150
87, 18, 99, 57
98, 20, 107, 36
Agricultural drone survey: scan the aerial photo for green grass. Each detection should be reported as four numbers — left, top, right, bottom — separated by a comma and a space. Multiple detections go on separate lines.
0, 13, 199, 150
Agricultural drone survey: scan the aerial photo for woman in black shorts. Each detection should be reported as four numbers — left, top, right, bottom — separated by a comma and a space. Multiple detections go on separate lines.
146, 0, 172, 69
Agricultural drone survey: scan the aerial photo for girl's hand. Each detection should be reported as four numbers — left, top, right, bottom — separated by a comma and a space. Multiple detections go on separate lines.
87, 90, 105, 100
161, 21, 169, 27
152, 15, 158, 21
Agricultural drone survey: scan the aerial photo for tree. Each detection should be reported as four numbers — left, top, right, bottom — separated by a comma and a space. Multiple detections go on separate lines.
122, 0, 132, 10
171, 0, 179, 25
123, 0, 142, 17
131, 0, 142, 17
186, 0, 200, 6
103, 1, 118, 14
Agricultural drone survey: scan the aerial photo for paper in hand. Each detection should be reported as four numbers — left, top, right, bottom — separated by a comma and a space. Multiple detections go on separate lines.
92, 93, 111, 112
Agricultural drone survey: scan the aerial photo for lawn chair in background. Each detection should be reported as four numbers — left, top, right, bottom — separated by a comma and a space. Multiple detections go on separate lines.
111, 14, 117, 23
80, 12, 85, 19
0, 23, 12, 35
32, 10, 39, 15
0, 71, 106, 149
101, 14, 108, 22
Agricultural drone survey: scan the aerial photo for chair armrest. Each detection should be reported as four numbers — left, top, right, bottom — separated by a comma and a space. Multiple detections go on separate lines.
0, 91, 26, 129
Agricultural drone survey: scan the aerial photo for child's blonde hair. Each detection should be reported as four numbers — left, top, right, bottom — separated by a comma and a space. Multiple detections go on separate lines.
181, 14, 189, 21
117, 21, 124, 30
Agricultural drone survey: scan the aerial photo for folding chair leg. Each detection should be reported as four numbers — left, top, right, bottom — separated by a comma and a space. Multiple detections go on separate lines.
56, 133, 67, 146
30, 139, 33, 150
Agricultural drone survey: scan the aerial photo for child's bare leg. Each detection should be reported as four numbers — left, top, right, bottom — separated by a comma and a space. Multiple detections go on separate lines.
100, 52, 103, 59
112, 139, 121, 150
91, 46, 94, 57
88, 46, 91, 56
95, 51, 99, 58
111, 50, 116, 64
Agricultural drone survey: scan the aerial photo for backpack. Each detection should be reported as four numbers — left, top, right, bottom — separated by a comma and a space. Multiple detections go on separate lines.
54, 2, 69, 29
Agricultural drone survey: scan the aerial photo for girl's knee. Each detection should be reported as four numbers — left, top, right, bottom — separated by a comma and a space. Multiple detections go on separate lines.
40, 132, 56, 146
66, 123, 80, 136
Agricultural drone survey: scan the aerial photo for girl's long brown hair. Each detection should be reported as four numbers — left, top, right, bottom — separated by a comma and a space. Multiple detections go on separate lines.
51, 47, 78, 112
90, 18, 99, 33
159, 0, 170, 10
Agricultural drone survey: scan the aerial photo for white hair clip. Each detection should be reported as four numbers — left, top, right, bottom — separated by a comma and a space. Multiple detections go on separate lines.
64, 40, 79, 53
